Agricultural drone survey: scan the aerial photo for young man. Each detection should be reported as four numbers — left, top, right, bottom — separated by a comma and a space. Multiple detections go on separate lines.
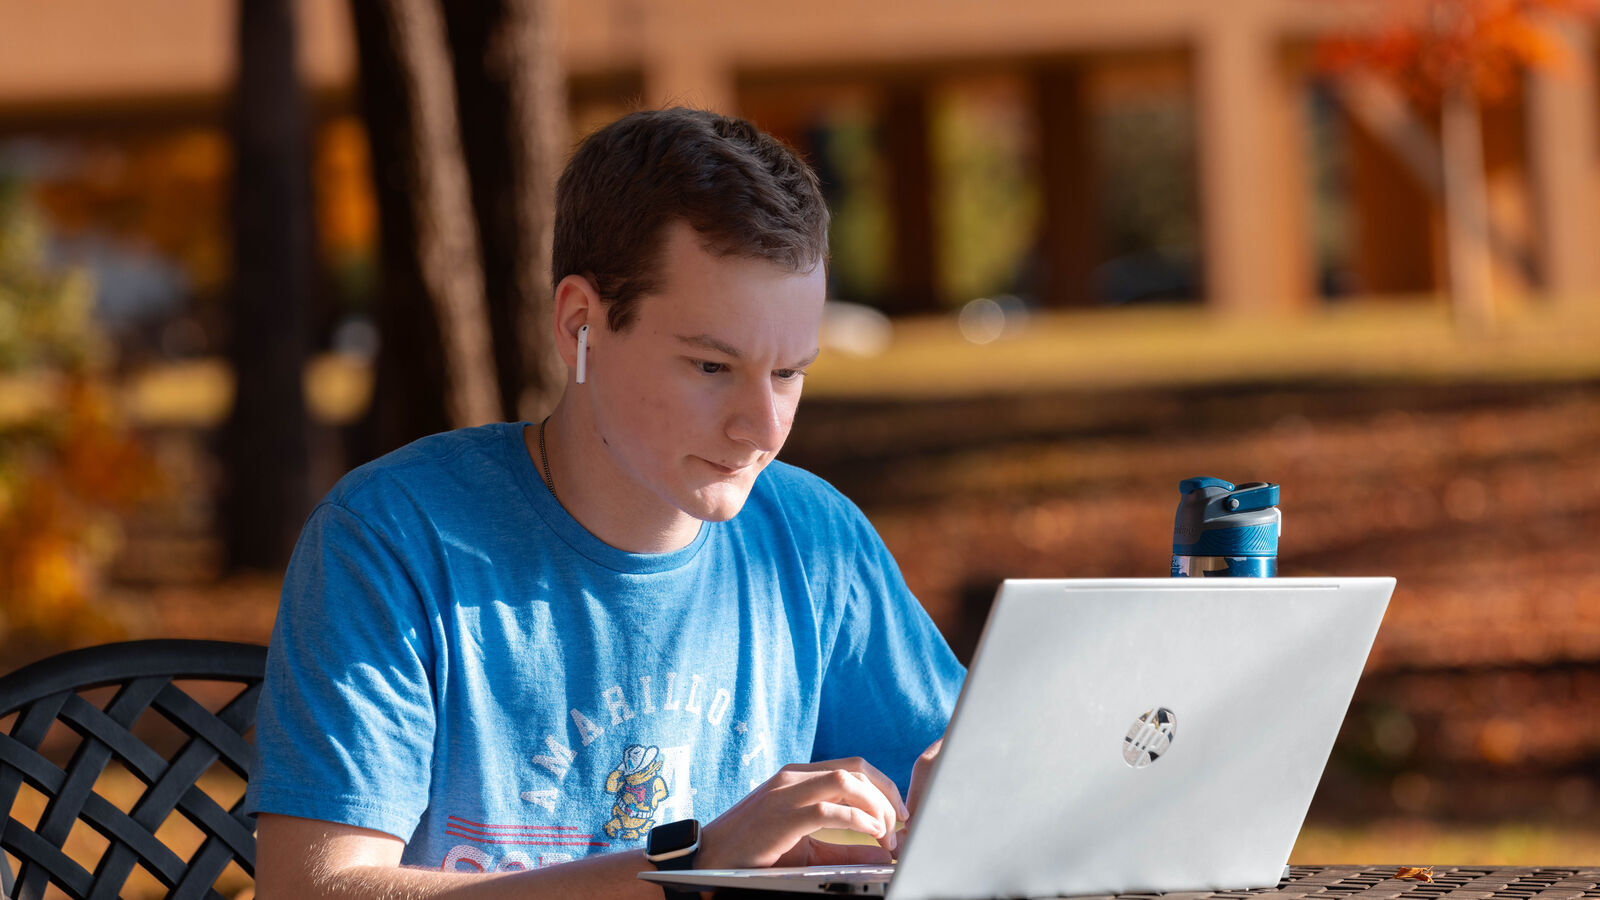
247, 107, 964, 898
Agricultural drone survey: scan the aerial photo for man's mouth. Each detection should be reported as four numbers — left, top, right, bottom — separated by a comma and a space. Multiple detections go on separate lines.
705, 458, 760, 476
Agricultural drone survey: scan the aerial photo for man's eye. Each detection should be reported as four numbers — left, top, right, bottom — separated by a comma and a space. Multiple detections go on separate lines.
774, 369, 804, 382
695, 361, 726, 375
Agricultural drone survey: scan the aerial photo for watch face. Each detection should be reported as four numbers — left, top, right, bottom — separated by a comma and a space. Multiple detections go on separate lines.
647, 818, 700, 855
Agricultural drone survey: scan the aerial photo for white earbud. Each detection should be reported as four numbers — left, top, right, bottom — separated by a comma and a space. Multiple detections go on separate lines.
575, 324, 589, 384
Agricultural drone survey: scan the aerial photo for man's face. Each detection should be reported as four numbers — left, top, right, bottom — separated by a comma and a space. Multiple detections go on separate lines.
585, 220, 827, 524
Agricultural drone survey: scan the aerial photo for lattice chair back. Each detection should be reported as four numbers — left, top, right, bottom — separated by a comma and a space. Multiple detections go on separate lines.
0, 640, 267, 899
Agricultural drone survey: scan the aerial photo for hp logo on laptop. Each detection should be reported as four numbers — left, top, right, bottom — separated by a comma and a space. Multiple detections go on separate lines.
1123, 707, 1177, 768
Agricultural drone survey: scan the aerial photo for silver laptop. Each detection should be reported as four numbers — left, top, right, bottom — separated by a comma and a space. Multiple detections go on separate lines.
640, 577, 1394, 899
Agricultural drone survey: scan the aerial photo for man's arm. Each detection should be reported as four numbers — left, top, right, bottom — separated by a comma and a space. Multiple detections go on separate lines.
257, 813, 664, 900
256, 757, 903, 900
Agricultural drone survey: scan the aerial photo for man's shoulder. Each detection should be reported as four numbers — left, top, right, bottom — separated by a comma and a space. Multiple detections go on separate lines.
326, 422, 522, 508
746, 460, 867, 533
753, 459, 848, 505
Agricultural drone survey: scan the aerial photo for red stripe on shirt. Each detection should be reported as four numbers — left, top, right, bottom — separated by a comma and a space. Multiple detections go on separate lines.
444, 828, 610, 848
445, 816, 587, 834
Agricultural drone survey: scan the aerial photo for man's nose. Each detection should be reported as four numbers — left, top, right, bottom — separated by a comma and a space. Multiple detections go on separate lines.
727, 378, 788, 451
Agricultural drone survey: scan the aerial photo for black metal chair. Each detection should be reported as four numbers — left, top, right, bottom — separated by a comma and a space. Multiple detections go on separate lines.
0, 640, 267, 899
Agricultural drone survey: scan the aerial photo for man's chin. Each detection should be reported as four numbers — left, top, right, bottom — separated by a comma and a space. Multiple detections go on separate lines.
688, 499, 748, 523
682, 484, 754, 523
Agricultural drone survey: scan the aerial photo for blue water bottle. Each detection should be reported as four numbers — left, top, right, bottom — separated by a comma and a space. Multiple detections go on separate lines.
1171, 477, 1280, 577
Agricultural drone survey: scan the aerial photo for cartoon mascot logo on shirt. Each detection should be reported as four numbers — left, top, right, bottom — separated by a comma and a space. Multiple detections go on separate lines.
602, 744, 668, 840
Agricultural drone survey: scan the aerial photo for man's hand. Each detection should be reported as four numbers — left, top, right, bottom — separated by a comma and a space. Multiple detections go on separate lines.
905, 737, 943, 826
695, 758, 908, 870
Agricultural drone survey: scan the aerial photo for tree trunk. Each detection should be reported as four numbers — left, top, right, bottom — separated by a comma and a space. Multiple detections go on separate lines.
883, 82, 939, 315
223, 0, 314, 570
442, 0, 567, 423
349, 0, 501, 458
1333, 74, 1529, 306
1441, 85, 1494, 330
350, 0, 443, 455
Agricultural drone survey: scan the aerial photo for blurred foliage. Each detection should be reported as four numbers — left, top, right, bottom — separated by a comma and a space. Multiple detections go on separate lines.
820, 82, 1044, 310
818, 104, 892, 305
23, 118, 377, 357
314, 116, 379, 312
34, 130, 230, 296
0, 182, 159, 650
1095, 91, 1199, 261
1318, 0, 1600, 108
798, 74, 1201, 310
933, 81, 1042, 307
0, 190, 99, 372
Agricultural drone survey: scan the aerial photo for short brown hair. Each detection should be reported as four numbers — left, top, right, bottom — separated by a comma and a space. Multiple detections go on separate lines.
553, 107, 830, 332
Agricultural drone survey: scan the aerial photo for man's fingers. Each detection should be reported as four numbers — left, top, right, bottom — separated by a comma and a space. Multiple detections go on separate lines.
809, 799, 903, 852
907, 738, 943, 821
842, 758, 909, 819
801, 835, 895, 867
779, 769, 898, 843
791, 758, 908, 819
700, 759, 912, 870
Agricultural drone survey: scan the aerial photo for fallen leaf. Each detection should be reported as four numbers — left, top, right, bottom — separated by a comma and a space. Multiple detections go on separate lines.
1395, 866, 1435, 883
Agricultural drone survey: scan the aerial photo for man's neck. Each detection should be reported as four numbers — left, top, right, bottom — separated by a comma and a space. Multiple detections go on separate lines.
523, 408, 702, 554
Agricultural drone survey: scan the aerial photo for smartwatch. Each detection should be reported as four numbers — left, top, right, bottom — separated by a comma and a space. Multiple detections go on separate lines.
645, 818, 701, 897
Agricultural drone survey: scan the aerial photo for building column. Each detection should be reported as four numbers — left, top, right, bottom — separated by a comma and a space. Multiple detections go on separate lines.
639, 0, 737, 115
1526, 19, 1600, 306
883, 80, 939, 315
1035, 60, 1099, 308
1194, 12, 1310, 315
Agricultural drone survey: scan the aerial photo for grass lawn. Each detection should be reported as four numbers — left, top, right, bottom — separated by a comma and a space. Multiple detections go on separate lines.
1290, 820, 1600, 866
804, 298, 1600, 398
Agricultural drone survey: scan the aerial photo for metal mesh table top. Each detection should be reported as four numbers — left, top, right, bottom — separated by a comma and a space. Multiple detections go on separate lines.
709, 866, 1600, 900
1074, 866, 1600, 900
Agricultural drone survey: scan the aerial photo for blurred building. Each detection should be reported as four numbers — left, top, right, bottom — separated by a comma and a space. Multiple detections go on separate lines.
1, 0, 1597, 325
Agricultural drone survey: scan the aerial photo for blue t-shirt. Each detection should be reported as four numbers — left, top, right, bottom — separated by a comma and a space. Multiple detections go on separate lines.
245, 422, 964, 873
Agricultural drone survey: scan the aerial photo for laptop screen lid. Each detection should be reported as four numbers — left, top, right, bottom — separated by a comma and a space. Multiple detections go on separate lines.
886, 577, 1393, 900
639, 577, 1393, 899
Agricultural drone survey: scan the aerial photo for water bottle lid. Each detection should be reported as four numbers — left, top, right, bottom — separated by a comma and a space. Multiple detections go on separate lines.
1173, 477, 1281, 556
1177, 476, 1234, 494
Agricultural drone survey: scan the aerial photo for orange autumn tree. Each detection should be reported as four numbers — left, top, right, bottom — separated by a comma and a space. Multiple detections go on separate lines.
0, 184, 160, 653
1318, 0, 1599, 327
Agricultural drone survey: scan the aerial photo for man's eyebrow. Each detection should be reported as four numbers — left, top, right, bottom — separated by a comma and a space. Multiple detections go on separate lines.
676, 334, 820, 368
677, 333, 744, 359
789, 348, 821, 368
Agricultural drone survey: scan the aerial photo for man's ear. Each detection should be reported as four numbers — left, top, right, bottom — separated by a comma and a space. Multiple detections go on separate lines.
552, 274, 600, 375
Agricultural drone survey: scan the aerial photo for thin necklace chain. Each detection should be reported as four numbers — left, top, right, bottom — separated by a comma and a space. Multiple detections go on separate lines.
537, 416, 556, 499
